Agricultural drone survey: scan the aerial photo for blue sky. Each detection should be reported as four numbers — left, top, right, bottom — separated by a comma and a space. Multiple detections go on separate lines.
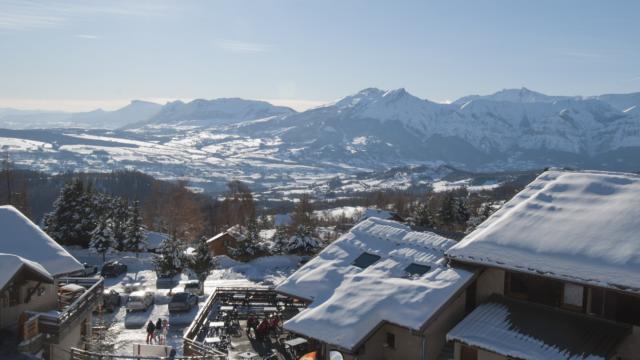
0, 0, 638, 111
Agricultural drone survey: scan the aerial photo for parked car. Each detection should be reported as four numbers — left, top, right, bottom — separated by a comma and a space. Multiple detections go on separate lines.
126, 291, 154, 312
82, 262, 98, 276
69, 262, 98, 277
102, 289, 121, 312
101, 261, 127, 277
123, 281, 143, 293
183, 280, 202, 295
156, 272, 177, 289
168, 292, 198, 312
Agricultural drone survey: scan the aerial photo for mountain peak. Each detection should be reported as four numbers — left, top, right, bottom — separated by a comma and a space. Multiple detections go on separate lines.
454, 87, 567, 105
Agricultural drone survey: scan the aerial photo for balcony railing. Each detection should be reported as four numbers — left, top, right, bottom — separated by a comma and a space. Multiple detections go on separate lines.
28, 277, 104, 337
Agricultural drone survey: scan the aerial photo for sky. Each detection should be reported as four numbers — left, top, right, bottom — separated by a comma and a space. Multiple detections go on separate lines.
0, 0, 639, 112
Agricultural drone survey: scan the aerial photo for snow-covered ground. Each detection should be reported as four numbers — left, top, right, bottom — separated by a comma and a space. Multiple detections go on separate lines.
66, 248, 302, 356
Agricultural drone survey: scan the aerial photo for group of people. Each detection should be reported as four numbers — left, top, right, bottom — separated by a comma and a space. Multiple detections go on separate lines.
247, 313, 282, 341
146, 318, 170, 345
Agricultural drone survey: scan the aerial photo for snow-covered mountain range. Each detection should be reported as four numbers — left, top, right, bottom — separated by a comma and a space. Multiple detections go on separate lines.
1, 87, 639, 195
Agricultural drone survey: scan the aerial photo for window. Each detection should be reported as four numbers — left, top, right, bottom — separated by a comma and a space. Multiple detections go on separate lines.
385, 332, 395, 349
352, 253, 380, 269
589, 288, 640, 326
505, 272, 562, 307
404, 263, 431, 277
562, 283, 584, 309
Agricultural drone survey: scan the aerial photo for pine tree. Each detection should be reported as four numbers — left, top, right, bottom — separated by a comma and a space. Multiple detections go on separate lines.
453, 196, 470, 224
189, 237, 216, 283
412, 202, 433, 228
271, 225, 290, 254
90, 219, 116, 262
230, 216, 262, 258
438, 192, 456, 228
285, 225, 321, 255
110, 197, 129, 251
153, 234, 184, 276
77, 183, 101, 246
258, 213, 272, 230
125, 201, 146, 256
44, 179, 87, 246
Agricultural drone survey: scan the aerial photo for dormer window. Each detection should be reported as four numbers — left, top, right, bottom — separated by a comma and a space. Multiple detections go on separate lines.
404, 263, 431, 278
352, 253, 381, 269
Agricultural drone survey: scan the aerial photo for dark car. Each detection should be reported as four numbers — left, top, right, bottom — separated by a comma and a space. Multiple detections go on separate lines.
168, 292, 198, 312
101, 289, 121, 312
156, 272, 177, 289
100, 261, 127, 277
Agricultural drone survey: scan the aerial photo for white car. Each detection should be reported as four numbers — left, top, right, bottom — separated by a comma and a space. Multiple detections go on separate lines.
126, 291, 154, 312
123, 281, 143, 293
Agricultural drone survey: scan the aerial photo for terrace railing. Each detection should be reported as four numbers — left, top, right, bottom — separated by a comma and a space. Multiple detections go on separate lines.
29, 277, 104, 338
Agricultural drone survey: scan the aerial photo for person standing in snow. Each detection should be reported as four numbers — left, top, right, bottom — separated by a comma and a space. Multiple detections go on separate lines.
155, 318, 163, 344
162, 319, 169, 345
246, 314, 258, 338
146, 320, 156, 344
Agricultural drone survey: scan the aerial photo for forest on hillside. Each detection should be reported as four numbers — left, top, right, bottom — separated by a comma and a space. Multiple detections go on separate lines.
0, 153, 537, 247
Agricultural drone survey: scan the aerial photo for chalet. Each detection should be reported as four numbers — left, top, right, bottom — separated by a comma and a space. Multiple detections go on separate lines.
0, 205, 103, 360
445, 170, 640, 360
276, 217, 475, 360
205, 224, 245, 258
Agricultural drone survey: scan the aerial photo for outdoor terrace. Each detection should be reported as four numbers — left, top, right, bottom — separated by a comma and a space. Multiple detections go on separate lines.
183, 287, 309, 360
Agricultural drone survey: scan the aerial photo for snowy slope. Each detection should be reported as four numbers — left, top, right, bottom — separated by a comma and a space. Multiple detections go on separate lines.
132, 98, 295, 129
2, 88, 640, 193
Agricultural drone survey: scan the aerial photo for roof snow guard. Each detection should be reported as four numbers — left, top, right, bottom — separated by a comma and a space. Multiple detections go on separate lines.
446, 170, 640, 294
276, 217, 474, 351
447, 296, 630, 360
0, 205, 83, 277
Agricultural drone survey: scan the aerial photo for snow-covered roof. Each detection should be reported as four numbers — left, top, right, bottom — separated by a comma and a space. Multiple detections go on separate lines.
357, 208, 398, 223
447, 296, 630, 360
0, 205, 84, 277
446, 170, 640, 294
207, 225, 246, 244
0, 253, 53, 290
276, 217, 473, 351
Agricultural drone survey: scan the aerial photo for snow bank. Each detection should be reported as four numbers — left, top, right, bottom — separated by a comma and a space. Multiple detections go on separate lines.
0, 205, 83, 276
277, 217, 473, 350
447, 170, 640, 294
208, 255, 301, 286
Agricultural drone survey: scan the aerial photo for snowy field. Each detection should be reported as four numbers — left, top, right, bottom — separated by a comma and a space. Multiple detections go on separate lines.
66, 248, 301, 356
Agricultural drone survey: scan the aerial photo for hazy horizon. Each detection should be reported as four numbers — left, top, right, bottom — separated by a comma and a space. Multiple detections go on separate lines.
1, 0, 639, 112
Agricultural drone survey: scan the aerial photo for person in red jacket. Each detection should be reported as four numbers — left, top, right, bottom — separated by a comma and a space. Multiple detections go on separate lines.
256, 318, 270, 341
146, 320, 156, 344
